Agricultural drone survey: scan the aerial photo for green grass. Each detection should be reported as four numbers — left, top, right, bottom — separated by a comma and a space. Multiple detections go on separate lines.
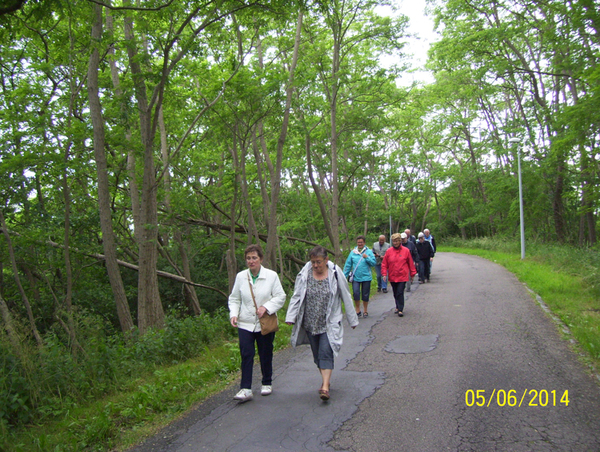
3, 321, 293, 452
440, 242, 600, 372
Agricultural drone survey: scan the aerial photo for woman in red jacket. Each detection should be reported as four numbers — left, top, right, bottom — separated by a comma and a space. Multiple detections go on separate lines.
382, 233, 417, 317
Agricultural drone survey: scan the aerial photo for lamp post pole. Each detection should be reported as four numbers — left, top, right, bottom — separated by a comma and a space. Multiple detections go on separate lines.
509, 137, 525, 259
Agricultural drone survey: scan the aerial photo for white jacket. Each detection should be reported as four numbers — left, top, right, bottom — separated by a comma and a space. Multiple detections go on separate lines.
285, 261, 359, 356
228, 266, 286, 333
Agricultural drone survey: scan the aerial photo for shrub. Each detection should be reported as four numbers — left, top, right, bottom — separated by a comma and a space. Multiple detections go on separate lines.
0, 308, 235, 427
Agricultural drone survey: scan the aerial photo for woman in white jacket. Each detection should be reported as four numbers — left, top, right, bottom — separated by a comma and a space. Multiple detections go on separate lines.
285, 246, 359, 401
228, 244, 286, 402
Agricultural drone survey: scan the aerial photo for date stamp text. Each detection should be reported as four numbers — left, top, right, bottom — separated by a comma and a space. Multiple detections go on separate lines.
465, 389, 569, 407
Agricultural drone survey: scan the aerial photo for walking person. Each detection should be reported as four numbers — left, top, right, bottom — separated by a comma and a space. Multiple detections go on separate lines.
373, 235, 391, 293
416, 232, 435, 283
404, 228, 417, 245
286, 246, 359, 401
228, 244, 286, 402
423, 229, 436, 272
401, 232, 418, 292
382, 233, 416, 317
343, 235, 376, 318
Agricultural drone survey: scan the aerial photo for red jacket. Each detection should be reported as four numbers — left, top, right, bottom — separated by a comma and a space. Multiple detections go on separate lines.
381, 245, 417, 283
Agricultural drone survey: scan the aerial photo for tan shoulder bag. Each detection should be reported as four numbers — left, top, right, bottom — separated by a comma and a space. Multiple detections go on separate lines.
247, 272, 279, 335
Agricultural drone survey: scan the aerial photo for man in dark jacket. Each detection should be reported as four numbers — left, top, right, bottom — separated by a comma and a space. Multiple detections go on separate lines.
401, 232, 418, 292
416, 232, 435, 283
423, 229, 436, 273
404, 228, 417, 245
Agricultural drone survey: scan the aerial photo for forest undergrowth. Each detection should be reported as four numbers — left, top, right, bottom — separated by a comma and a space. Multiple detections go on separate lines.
0, 308, 293, 451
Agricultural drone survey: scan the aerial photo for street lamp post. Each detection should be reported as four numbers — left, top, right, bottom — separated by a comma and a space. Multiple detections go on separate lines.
509, 137, 525, 260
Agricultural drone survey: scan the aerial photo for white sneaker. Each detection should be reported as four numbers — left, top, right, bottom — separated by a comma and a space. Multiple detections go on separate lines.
261, 385, 272, 396
233, 388, 253, 402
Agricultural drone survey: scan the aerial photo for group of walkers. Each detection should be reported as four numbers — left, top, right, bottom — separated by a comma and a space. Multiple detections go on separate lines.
226, 230, 435, 404
344, 229, 436, 318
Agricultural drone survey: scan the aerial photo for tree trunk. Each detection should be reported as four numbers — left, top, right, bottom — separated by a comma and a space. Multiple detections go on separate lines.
106, 8, 141, 246
0, 210, 43, 346
580, 144, 597, 246
330, 20, 342, 266
87, 3, 135, 333
264, 10, 302, 270
0, 294, 21, 354
227, 169, 239, 293
240, 136, 260, 245
123, 10, 164, 332
159, 106, 201, 315
62, 138, 77, 349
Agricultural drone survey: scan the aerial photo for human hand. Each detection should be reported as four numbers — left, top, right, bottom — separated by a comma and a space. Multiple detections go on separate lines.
257, 306, 268, 318
230, 316, 238, 328
286, 322, 295, 326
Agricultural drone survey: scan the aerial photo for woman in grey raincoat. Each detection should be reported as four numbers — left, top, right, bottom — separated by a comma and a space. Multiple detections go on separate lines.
285, 246, 359, 401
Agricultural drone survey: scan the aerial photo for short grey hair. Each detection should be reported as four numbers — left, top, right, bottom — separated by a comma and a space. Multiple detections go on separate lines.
309, 246, 328, 259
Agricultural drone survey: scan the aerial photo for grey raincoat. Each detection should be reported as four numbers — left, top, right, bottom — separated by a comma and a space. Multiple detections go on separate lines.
285, 260, 359, 356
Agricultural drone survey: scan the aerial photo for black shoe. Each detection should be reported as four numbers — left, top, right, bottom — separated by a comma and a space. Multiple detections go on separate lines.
406, 288, 411, 292
382, 289, 387, 293
377, 288, 381, 292
398, 311, 403, 317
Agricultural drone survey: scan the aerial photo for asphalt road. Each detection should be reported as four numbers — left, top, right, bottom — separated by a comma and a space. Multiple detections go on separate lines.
131, 252, 600, 452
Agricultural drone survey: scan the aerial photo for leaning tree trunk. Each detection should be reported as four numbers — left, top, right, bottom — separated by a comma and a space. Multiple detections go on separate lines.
0, 210, 43, 346
87, 3, 134, 333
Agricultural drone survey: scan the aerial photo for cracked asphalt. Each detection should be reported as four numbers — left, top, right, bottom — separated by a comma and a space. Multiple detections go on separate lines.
130, 252, 600, 452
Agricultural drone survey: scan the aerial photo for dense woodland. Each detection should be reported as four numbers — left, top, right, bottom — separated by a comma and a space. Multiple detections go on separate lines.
0, 0, 599, 427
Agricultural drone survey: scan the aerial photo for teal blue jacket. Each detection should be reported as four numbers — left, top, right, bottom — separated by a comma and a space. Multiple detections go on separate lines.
343, 247, 376, 282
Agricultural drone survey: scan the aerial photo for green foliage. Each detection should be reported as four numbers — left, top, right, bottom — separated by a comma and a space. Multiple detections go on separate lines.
0, 309, 235, 432
1, 312, 293, 452
1, 0, 599, 445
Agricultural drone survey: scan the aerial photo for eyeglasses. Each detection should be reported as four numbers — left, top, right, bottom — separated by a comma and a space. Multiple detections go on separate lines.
246, 256, 260, 261
311, 260, 325, 265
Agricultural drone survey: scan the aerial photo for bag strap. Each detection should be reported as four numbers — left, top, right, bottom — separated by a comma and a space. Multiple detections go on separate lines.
247, 271, 260, 314
352, 250, 365, 272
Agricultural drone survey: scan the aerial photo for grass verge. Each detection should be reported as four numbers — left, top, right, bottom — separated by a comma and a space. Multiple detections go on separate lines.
4, 322, 293, 452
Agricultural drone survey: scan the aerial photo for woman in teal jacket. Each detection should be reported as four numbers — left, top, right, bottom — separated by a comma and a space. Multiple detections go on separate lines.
343, 235, 376, 318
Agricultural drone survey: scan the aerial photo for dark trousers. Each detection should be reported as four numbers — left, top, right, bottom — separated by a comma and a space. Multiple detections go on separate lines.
352, 280, 371, 302
419, 259, 431, 281
238, 328, 275, 389
375, 264, 387, 290
390, 281, 407, 312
